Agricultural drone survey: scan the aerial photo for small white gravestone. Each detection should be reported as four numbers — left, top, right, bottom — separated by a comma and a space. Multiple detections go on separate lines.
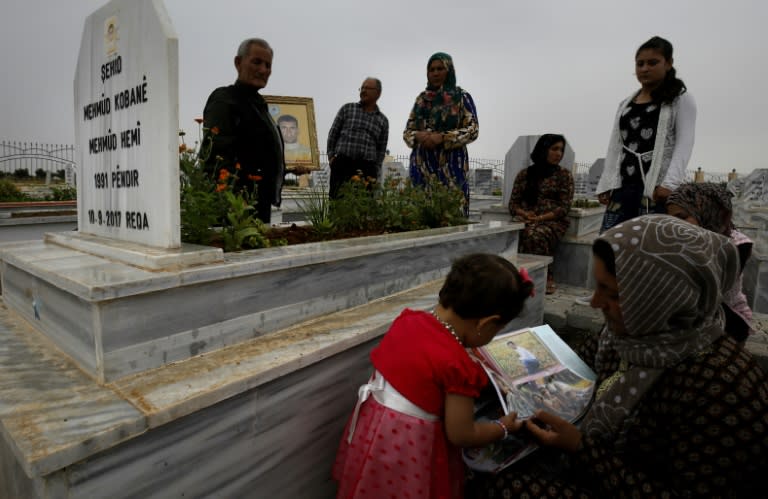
502, 135, 575, 207
472, 168, 494, 196
587, 158, 605, 197
729, 169, 768, 205
310, 162, 331, 190
74, 0, 179, 248
382, 160, 406, 180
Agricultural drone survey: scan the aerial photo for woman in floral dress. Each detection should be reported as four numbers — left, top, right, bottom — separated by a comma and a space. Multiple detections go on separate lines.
404, 52, 478, 217
508, 134, 574, 294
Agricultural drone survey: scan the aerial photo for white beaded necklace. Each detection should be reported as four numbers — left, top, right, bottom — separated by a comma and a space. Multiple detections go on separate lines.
431, 308, 464, 346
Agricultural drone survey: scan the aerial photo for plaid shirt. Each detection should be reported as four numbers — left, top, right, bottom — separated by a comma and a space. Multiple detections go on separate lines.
327, 102, 389, 166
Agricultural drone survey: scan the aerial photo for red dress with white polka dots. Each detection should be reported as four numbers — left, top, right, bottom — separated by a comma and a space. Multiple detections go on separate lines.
333, 309, 488, 499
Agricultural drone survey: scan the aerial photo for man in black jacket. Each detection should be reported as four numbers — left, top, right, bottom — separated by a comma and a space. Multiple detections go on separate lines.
202, 38, 286, 223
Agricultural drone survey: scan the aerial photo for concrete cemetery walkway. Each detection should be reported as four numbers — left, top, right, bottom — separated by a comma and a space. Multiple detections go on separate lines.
543, 283, 768, 371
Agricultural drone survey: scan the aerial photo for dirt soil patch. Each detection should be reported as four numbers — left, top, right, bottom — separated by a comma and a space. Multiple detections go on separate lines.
263, 224, 394, 245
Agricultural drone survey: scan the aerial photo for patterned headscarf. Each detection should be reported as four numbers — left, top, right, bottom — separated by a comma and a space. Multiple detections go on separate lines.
411, 52, 465, 132
667, 182, 734, 236
582, 215, 739, 442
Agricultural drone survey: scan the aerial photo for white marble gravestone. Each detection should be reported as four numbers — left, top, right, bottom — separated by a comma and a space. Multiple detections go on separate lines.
472, 168, 493, 195
74, 0, 179, 249
587, 158, 605, 197
729, 169, 768, 205
502, 135, 576, 207
310, 162, 331, 189
383, 160, 407, 180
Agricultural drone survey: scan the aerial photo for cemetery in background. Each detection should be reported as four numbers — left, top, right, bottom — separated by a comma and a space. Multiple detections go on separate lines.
0, 140, 77, 184
0, 140, 737, 199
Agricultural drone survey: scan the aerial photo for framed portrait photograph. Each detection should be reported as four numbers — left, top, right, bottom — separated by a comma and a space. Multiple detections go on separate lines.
263, 95, 320, 171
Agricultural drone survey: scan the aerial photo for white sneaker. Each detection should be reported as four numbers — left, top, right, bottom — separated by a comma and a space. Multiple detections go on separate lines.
574, 295, 592, 306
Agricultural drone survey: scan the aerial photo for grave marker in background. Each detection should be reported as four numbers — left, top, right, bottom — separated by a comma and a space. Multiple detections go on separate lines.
587, 158, 605, 197
74, 0, 179, 248
472, 168, 493, 195
502, 135, 575, 207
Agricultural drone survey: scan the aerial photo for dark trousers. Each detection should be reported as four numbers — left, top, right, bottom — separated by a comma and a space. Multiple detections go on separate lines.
234, 176, 272, 224
329, 155, 378, 199
254, 186, 272, 224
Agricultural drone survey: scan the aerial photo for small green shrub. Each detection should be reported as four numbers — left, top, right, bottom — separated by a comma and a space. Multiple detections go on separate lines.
179, 125, 283, 251
0, 179, 29, 201
295, 185, 335, 236
12, 168, 29, 179
46, 185, 77, 201
572, 198, 601, 209
329, 173, 467, 234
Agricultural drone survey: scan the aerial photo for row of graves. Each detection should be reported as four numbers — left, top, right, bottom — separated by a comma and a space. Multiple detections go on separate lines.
0, 1, 550, 497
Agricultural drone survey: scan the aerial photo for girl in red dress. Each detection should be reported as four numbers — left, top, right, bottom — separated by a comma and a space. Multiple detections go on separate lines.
333, 253, 535, 498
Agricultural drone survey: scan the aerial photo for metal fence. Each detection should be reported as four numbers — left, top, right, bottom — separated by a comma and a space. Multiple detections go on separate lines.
0, 139, 733, 193
0, 140, 76, 178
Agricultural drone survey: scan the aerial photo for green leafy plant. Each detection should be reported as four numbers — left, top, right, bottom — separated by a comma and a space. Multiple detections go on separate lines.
571, 198, 601, 209
179, 122, 283, 251
328, 173, 467, 235
330, 174, 382, 232
0, 178, 29, 201
220, 190, 273, 251
45, 185, 77, 201
179, 145, 223, 245
294, 184, 335, 236
12, 168, 29, 179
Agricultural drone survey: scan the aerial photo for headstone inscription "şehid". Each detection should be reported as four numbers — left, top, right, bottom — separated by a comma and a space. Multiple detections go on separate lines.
74, 0, 179, 248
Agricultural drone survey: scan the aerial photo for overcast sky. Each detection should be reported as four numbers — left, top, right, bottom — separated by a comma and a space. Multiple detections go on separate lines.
2, 0, 766, 173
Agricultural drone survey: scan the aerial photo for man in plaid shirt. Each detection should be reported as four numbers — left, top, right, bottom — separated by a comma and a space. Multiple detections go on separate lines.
327, 78, 389, 199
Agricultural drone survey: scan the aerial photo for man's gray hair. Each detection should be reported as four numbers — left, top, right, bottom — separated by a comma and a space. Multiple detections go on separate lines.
237, 38, 273, 58
366, 77, 382, 92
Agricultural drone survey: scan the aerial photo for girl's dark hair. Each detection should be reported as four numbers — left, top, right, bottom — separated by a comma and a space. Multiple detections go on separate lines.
592, 239, 616, 276
636, 36, 686, 104
529, 134, 566, 165
438, 253, 533, 324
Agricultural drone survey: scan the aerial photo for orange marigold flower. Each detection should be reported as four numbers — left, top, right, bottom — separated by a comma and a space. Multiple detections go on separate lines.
210, 126, 220, 135
350, 175, 361, 182
218, 169, 230, 181
194, 117, 204, 124
248, 174, 263, 182
179, 144, 187, 153
235, 162, 241, 170
215, 183, 227, 192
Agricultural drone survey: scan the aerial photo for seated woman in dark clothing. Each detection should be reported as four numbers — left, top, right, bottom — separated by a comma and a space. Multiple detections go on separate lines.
467, 214, 768, 498
508, 134, 574, 294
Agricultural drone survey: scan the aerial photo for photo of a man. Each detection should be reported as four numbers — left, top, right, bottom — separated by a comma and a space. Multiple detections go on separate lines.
277, 114, 311, 162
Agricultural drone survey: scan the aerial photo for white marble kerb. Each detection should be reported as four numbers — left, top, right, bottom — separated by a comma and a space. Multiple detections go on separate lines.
0, 253, 549, 495
1, 223, 523, 382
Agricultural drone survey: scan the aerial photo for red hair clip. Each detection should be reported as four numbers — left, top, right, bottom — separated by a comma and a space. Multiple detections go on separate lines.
519, 267, 535, 297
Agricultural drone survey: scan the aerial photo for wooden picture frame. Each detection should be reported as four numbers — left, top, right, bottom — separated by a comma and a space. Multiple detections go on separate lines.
263, 95, 320, 171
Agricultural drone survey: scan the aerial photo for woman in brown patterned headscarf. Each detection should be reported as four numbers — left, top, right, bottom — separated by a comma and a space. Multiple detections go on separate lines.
467, 215, 768, 498
667, 182, 754, 339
